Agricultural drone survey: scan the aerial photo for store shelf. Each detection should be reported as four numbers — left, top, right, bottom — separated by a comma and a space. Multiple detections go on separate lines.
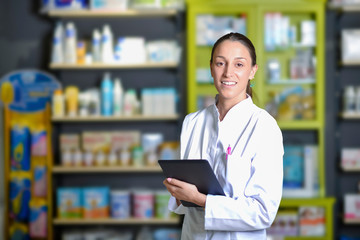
51, 114, 179, 122
267, 78, 316, 85
52, 165, 162, 174
340, 60, 360, 66
328, 3, 360, 12
341, 165, 360, 172
53, 217, 179, 225
340, 112, 360, 119
343, 217, 360, 224
47, 9, 178, 17
49, 62, 178, 69
277, 120, 322, 130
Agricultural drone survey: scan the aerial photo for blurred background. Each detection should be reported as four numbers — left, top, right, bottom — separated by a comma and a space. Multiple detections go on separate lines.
1, 0, 360, 239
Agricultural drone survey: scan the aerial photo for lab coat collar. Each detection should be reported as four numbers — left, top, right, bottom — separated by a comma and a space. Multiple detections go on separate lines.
212, 94, 254, 124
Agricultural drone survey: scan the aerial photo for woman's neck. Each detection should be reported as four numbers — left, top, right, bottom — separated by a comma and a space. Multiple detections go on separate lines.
216, 95, 247, 121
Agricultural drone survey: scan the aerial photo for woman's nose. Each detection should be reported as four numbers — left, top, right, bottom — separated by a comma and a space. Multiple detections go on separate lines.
224, 64, 234, 77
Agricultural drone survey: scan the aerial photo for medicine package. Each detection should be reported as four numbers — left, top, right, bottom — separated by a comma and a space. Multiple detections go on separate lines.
341, 29, 360, 63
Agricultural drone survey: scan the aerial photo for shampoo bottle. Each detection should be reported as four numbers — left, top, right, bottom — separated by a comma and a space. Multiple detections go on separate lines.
64, 22, 77, 64
101, 72, 113, 116
101, 24, 114, 63
92, 28, 101, 63
51, 21, 64, 64
113, 78, 124, 116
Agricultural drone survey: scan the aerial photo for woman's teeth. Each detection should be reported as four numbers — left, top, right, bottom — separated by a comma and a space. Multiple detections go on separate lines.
222, 81, 236, 86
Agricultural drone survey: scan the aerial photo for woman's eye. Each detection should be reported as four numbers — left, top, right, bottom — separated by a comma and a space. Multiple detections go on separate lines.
216, 62, 224, 67
236, 63, 243, 67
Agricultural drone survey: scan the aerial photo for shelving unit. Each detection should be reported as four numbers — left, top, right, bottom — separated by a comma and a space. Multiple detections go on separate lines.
51, 114, 179, 122
53, 217, 179, 225
187, 0, 334, 239
49, 62, 178, 69
45, 6, 185, 239
52, 165, 162, 174
327, 2, 360, 237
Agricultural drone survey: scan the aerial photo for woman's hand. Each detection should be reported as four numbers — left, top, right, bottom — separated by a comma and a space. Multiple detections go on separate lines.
163, 178, 207, 207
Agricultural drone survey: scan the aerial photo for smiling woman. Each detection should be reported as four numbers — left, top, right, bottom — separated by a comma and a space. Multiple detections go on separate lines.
162, 32, 284, 240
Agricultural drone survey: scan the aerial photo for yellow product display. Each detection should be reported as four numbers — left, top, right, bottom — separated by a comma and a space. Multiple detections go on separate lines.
29, 199, 48, 238
1, 81, 15, 105
9, 222, 29, 240
9, 172, 31, 221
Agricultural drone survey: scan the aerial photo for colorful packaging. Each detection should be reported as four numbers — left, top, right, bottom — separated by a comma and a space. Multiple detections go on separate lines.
31, 129, 47, 157
9, 222, 30, 240
133, 190, 154, 219
29, 200, 48, 238
11, 126, 31, 171
83, 187, 109, 218
33, 166, 47, 197
57, 188, 82, 218
110, 190, 131, 219
155, 190, 171, 219
9, 172, 31, 221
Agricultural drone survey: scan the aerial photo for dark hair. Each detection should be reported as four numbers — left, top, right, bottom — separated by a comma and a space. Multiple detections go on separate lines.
210, 32, 257, 97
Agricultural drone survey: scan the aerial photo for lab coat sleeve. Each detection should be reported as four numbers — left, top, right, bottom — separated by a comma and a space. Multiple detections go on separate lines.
204, 116, 284, 231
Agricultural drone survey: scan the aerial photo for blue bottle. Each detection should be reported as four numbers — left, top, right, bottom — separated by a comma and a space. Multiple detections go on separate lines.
101, 72, 113, 116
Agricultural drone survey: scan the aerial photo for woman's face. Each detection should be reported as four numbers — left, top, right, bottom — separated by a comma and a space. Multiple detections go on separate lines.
210, 40, 258, 105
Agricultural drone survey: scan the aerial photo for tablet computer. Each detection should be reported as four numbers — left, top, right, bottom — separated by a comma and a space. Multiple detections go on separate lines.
158, 159, 225, 207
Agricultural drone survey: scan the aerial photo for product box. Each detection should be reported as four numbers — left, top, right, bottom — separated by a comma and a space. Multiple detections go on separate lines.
57, 188, 82, 219
267, 211, 298, 236
299, 207, 325, 236
341, 148, 360, 169
82, 132, 111, 153
83, 187, 110, 218
344, 194, 360, 220
60, 134, 80, 151
110, 131, 141, 150
90, 0, 128, 11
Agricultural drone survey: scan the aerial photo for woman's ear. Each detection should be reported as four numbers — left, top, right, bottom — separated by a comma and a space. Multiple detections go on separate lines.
249, 64, 258, 79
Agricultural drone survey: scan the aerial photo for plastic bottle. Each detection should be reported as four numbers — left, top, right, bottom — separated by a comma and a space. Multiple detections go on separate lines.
51, 21, 64, 63
123, 89, 137, 116
64, 22, 77, 64
343, 86, 356, 114
101, 24, 114, 63
92, 28, 101, 63
52, 89, 65, 117
84, 149, 94, 166
108, 149, 118, 165
101, 72, 113, 116
119, 146, 131, 166
113, 78, 124, 116
95, 149, 106, 166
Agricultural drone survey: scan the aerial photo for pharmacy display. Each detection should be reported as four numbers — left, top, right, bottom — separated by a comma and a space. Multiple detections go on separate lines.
0, 70, 60, 239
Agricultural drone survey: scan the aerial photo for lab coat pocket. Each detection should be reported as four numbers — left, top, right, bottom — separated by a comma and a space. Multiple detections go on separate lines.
226, 154, 252, 197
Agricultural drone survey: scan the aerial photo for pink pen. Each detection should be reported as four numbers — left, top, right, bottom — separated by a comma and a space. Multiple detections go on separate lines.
226, 145, 231, 160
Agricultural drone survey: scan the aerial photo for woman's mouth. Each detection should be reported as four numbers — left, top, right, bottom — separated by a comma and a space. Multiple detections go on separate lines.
221, 81, 237, 86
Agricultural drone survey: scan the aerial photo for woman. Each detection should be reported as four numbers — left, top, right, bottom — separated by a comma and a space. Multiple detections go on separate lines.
163, 32, 284, 239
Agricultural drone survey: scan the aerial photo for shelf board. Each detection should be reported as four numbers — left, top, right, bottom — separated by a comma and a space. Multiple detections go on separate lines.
53, 217, 179, 225
51, 114, 179, 122
267, 78, 316, 85
341, 165, 360, 172
47, 9, 178, 17
49, 62, 178, 69
344, 218, 360, 224
341, 60, 360, 66
52, 165, 162, 173
328, 3, 360, 12
277, 120, 321, 130
340, 112, 360, 119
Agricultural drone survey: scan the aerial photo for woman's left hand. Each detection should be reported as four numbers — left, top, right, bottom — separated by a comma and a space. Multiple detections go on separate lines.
163, 178, 207, 207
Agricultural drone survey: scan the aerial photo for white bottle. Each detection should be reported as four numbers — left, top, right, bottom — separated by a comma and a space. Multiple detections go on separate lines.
344, 86, 356, 114
113, 78, 124, 116
119, 146, 131, 166
84, 149, 94, 166
108, 149, 118, 165
123, 89, 137, 116
101, 24, 114, 63
92, 28, 101, 63
73, 148, 83, 166
95, 149, 106, 166
51, 21, 64, 63
64, 22, 77, 64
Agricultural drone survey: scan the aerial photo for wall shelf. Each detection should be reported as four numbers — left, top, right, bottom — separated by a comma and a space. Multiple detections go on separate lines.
343, 218, 360, 224
340, 112, 360, 119
328, 3, 360, 12
341, 165, 360, 172
52, 165, 162, 173
53, 217, 179, 225
49, 62, 178, 69
51, 114, 179, 122
340, 60, 360, 66
47, 9, 178, 18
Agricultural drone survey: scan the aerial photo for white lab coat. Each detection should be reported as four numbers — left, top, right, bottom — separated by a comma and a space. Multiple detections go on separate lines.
168, 96, 284, 240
